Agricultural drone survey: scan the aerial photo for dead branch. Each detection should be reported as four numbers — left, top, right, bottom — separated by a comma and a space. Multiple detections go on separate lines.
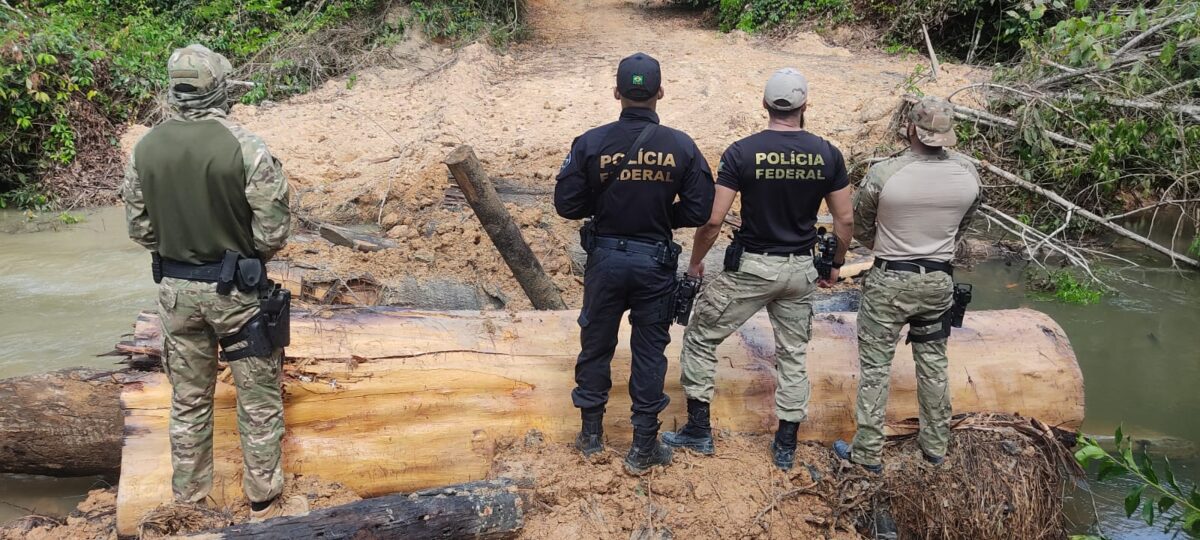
1112, 10, 1198, 58
1056, 93, 1200, 122
967, 157, 1200, 268
925, 95, 1095, 152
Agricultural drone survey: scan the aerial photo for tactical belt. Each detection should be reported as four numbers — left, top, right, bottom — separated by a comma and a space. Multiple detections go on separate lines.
160, 258, 223, 282
874, 258, 953, 276
593, 236, 680, 267
746, 248, 813, 258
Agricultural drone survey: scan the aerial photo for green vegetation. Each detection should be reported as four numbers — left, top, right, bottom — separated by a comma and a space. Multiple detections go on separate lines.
1028, 269, 1103, 304
56, 211, 81, 224
1, 0, 524, 210
1073, 427, 1200, 538
676, 0, 854, 33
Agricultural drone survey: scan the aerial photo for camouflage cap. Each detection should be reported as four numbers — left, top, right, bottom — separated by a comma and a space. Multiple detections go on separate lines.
908, 97, 957, 147
764, 68, 808, 111
167, 44, 232, 94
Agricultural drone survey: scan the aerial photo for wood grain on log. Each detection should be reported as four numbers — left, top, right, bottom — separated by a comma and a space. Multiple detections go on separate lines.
0, 368, 123, 476
116, 308, 1083, 534
187, 479, 523, 540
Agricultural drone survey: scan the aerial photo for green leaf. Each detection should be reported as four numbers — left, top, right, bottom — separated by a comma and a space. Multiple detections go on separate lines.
1184, 510, 1200, 534
1075, 444, 1107, 466
1142, 499, 1154, 526
1157, 497, 1174, 513
1097, 461, 1126, 481
1138, 452, 1159, 484
1161, 41, 1178, 66
1126, 485, 1146, 517
1074, 0, 1089, 12
1031, 4, 1047, 20
1114, 425, 1123, 446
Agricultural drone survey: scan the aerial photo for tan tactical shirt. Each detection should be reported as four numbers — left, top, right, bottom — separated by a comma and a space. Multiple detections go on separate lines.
852, 149, 981, 263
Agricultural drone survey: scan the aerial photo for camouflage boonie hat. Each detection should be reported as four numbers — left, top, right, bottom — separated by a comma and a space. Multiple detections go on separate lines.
908, 97, 957, 147
167, 44, 232, 93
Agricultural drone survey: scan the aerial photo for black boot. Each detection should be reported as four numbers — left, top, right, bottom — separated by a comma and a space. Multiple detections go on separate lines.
574, 407, 605, 457
770, 420, 800, 471
624, 422, 673, 475
662, 399, 715, 455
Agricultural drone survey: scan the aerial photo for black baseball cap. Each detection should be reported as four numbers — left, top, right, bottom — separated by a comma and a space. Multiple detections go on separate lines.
617, 52, 661, 101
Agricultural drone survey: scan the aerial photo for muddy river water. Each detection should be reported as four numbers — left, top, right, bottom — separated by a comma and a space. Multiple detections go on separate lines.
1, 206, 1197, 537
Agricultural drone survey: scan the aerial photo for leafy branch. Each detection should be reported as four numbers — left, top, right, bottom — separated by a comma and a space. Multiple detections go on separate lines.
1073, 427, 1200, 538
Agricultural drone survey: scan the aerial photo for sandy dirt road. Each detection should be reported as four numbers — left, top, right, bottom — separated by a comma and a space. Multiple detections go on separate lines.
126, 0, 983, 308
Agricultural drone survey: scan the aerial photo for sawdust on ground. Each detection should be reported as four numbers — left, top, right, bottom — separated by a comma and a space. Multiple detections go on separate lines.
122, 0, 986, 308
493, 430, 865, 540
0, 475, 359, 540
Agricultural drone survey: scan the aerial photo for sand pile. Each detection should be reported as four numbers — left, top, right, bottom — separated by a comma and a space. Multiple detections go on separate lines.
119, 0, 985, 308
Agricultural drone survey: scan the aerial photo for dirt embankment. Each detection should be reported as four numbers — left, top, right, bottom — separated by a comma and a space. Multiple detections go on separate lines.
122, 0, 982, 309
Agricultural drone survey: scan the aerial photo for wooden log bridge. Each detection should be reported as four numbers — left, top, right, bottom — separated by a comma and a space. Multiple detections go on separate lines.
115, 307, 1084, 535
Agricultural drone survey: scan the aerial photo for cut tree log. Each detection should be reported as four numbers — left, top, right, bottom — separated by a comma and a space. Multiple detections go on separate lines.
318, 223, 397, 253
115, 307, 1084, 535
444, 145, 566, 310
187, 479, 523, 540
0, 368, 123, 477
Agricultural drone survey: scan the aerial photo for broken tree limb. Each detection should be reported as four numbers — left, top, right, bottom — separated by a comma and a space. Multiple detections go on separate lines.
114, 307, 1084, 534
187, 479, 523, 540
1056, 92, 1200, 122
318, 223, 397, 253
917, 95, 1095, 152
0, 368, 123, 477
965, 156, 1200, 269
921, 22, 940, 80
444, 145, 566, 310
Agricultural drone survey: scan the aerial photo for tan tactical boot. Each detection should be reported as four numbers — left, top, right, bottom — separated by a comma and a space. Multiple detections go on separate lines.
248, 495, 310, 523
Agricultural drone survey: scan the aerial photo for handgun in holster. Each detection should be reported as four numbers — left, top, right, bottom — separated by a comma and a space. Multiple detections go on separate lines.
949, 283, 972, 328
579, 219, 597, 253
672, 273, 702, 326
813, 227, 838, 281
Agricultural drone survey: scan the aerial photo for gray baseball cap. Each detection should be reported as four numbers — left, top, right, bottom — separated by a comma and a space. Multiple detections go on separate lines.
908, 97, 958, 147
764, 68, 808, 111
167, 44, 232, 93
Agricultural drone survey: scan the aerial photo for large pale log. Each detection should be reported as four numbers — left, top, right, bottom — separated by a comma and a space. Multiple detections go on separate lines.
0, 368, 123, 476
188, 479, 523, 540
116, 307, 1083, 535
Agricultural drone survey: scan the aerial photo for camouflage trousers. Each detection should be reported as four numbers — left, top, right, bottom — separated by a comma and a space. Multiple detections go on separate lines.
680, 253, 817, 423
157, 277, 285, 504
850, 267, 954, 467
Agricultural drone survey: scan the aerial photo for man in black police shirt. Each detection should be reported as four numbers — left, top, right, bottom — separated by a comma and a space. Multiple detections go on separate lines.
663, 67, 853, 471
554, 52, 715, 476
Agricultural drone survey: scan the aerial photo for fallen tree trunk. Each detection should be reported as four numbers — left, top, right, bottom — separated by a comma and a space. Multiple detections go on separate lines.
0, 368, 123, 477
115, 307, 1083, 535
444, 145, 566, 310
187, 479, 523, 540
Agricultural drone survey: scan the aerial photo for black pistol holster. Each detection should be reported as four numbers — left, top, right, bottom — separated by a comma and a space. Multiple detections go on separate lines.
813, 227, 838, 281
151, 253, 163, 284
723, 234, 745, 272
672, 273, 702, 326
219, 280, 292, 361
907, 283, 973, 344
579, 219, 598, 253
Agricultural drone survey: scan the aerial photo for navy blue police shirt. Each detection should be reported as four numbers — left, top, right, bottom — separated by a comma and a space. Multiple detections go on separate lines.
718, 130, 849, 254
554, 108, 715, 244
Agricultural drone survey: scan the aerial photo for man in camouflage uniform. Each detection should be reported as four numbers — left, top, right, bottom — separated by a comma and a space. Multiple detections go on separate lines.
833, 97, 981, 473
122, 44, 305, 520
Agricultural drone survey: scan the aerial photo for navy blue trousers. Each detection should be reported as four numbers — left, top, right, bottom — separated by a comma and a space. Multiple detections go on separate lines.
572, 246, 677, 430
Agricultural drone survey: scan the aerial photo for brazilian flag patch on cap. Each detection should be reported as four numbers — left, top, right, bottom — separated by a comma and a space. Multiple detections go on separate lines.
632, 74, 644, 85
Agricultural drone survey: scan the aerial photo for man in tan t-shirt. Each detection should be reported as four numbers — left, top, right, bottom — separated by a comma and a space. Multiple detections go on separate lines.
833, 97, 981, 473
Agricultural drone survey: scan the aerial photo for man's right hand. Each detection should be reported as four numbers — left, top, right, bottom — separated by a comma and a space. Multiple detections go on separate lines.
688, 261, 705, 279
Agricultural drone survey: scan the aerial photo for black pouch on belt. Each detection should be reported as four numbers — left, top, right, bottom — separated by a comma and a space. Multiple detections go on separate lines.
236, 258, 265, 293
151, 253, 163, 284
216, 250, 239, 295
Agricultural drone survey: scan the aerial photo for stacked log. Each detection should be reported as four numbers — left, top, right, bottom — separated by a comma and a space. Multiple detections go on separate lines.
113, 307, 1084, 535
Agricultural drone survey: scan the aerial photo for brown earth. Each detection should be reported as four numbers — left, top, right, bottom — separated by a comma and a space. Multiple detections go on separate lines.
0, 475, 359, 540
122, 0, 984, 309
493, 431, 865, 540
